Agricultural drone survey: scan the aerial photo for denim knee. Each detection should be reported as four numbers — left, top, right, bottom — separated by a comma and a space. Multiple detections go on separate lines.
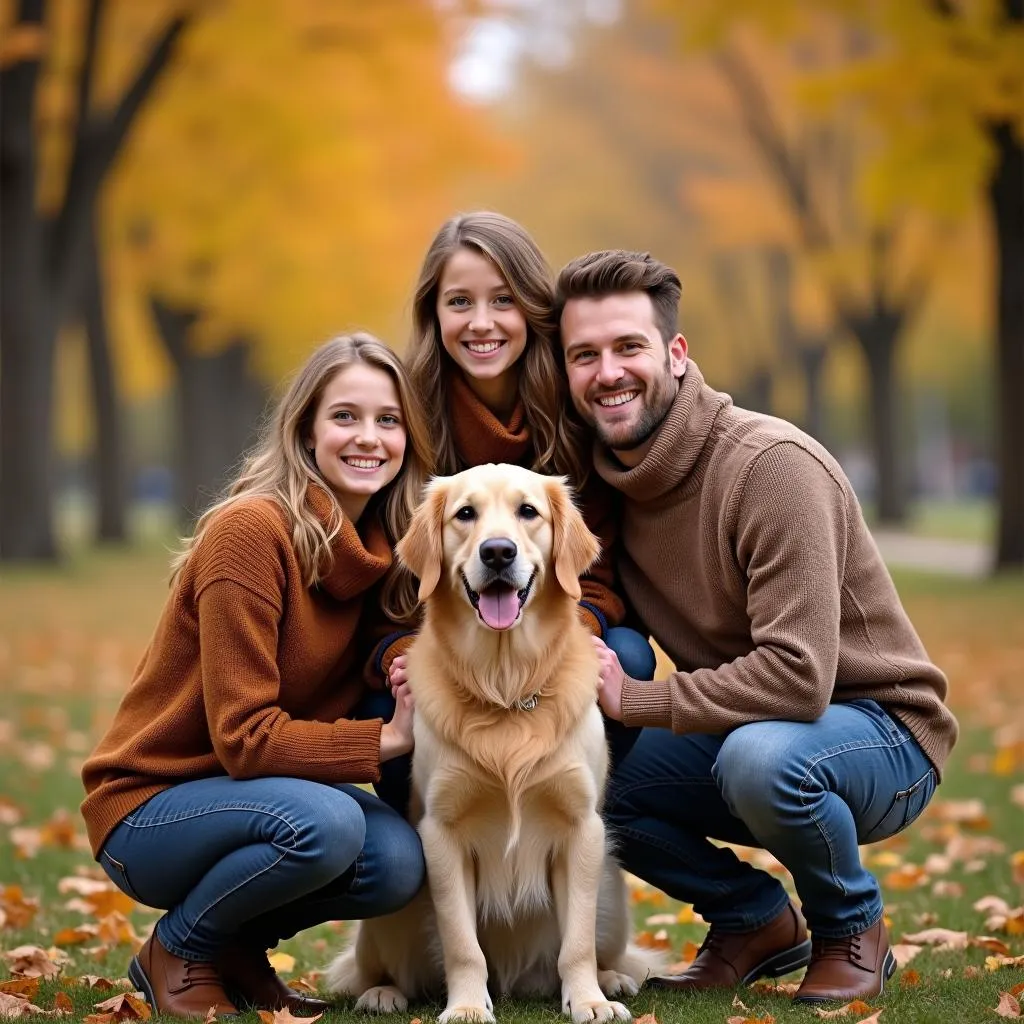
284, 784, 367, 888
713, 723, 806, 827
606, 627, 657, 680
374, 818, 425, 914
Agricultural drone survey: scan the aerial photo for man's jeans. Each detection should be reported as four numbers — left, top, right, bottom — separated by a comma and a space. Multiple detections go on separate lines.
99, 777, 424, 960
358, 625, 658, 814
606, 699, 937, 938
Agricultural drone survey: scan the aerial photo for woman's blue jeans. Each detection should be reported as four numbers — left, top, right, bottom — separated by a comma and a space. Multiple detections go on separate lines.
98, 777, 424, 961
355, 625, 657, 815
605, 699, 937, 938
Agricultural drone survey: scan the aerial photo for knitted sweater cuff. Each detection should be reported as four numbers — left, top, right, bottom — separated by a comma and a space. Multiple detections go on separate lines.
620, 677, 673, 729
577, 602, 607, 638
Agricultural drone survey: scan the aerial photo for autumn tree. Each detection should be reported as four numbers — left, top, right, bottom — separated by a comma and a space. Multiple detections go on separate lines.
103, 1, 503, 523
653, 0, 1024, 559
0, 0, 190, 559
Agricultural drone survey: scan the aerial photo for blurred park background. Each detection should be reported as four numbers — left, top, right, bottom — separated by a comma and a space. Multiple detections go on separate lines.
1, 0, 1022, 571
3, 5, 1024, 1020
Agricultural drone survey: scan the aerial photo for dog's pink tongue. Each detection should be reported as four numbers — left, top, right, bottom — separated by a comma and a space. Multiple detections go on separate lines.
477, 584, 519, 630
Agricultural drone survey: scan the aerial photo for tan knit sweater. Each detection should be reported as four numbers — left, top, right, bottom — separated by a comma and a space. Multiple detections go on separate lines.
446, 371, 625, 635
81, 488, 392, 857
597, 362, 958, 776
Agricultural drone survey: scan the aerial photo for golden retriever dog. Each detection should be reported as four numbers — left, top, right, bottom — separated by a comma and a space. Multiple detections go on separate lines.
325, 464, 660, 1023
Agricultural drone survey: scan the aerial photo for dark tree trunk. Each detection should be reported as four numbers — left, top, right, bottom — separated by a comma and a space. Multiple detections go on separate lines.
83, 221, 127, 542
858, 319, 907, 523
0, 0, 190, 562
0, 1, 57, 560
990, 119, 1024, 569
800, 343, 829, 445
149, 298, 266, 527
744, 369, 774, 416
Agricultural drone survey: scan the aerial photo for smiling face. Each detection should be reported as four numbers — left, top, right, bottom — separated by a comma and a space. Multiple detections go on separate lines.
397, 464, 599, 634
436, 246, 529, 408
306, 363, 407, 522
561, 291, 687, 465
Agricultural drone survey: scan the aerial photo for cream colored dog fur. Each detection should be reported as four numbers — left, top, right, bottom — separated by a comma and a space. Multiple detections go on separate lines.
325, 464, 660, 1022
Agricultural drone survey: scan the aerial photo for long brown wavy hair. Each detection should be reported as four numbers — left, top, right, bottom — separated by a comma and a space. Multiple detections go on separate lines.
171, 333, 433, 622
407, 211, 588, 482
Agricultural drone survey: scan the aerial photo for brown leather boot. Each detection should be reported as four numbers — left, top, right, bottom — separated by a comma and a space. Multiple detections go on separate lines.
129, 933, 238, 1018
793, 917, 896, 1003
649, 899, 811, 992
215, 944, 330, 1015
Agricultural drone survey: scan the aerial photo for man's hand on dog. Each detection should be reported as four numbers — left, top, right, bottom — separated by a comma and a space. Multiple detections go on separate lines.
592, 636, 625, 722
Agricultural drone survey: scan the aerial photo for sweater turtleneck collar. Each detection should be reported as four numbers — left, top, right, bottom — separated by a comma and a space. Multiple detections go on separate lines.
306, 484, 392, 600
592, 360, 731, 504
448, 371, 531, 467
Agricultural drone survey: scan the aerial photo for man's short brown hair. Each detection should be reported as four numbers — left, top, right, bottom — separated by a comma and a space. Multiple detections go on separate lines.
555, 250, 682, 346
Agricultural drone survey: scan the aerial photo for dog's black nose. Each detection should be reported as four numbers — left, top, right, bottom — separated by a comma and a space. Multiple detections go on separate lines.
479, 537, 517, 570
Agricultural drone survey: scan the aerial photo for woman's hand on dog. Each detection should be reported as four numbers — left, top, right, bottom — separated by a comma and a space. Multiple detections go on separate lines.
379, 678, 415, 762
592, 636, 625, 722
387, 654, 409, 690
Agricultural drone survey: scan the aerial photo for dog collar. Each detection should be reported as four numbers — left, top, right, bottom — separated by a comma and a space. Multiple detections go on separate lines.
512, 692, 540, 712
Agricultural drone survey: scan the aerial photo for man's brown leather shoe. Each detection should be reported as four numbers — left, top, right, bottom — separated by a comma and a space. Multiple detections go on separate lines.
649, 899, 811, 992
129, 933, 238, 1018
215, 944, 330, 1015
793, 917, 896, 1003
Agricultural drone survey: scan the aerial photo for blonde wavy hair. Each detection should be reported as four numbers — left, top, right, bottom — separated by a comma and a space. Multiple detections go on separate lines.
171, 333, 433, 623
407, 211, 588, 482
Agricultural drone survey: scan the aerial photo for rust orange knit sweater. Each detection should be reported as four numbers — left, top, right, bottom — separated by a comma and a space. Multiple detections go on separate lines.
81, 488, 392, 857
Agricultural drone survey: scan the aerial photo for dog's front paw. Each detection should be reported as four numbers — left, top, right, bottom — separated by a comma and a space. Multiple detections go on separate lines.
597, 970, 639, 998
354, 985, 409, 1013
438, 1005, 495, 1024
565, 998, 632, 1023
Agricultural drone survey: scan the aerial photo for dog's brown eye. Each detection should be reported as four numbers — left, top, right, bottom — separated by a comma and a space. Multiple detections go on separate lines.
455, 505, 477, 522
518, 504, 539, 520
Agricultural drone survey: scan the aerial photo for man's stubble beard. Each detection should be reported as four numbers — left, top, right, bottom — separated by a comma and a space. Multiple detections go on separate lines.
593, 371, 678, 453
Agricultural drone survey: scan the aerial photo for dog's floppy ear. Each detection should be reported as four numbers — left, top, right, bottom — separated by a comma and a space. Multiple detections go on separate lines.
544, 477, 600, 600
396, 479, 448, 600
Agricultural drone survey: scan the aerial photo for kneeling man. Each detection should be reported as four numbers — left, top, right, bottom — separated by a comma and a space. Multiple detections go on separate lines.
555, 250, 958, 1004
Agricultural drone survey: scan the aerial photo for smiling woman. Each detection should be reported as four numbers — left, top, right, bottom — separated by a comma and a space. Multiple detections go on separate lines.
306, 362, 409, 524
78, 333, 435, 1020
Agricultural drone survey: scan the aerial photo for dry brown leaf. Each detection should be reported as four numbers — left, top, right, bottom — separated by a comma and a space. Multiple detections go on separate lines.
267, 953, 295, 974
254, 1009, 322, 1024
203, 1008, 217, 1024
900, 969, 921, 987
732, 994, 751, 1011
53, 993, 73, 1014
900, 927, 968, 950
634, 929, 672, 950
75, 979, 117, 991
987, 954, 1024, 971
409, 1019, 423, 1024
931, 798, 990, 827
1012, 852, 1024, 885
811, 1000, 874, 1019
81, 1014, 117, 1024
993, 992, 1021, 1019
634, 1016, 659, 1024
725, 1016, 775, 1024
1011, 785, 1024, 809
930, 880, 964, 897
0, 886, 39, 929
53, 925, 99, 946
890, 942, 924, 968
973, 936, 1013, 955
852, 1012, 884, 1024
882, 863, 929, 890
3, 946, 61, 980
749, 979, 801, 996
92, 993, 150, 1021
0, 982, 39, 1002
1013, 982, 1024, 998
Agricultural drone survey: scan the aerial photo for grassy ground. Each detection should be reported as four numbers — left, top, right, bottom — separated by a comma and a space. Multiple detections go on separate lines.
1, 544, 1022, 1024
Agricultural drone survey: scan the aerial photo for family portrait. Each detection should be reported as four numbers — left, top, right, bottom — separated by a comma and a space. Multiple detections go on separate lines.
2, 3, 1021, 1024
